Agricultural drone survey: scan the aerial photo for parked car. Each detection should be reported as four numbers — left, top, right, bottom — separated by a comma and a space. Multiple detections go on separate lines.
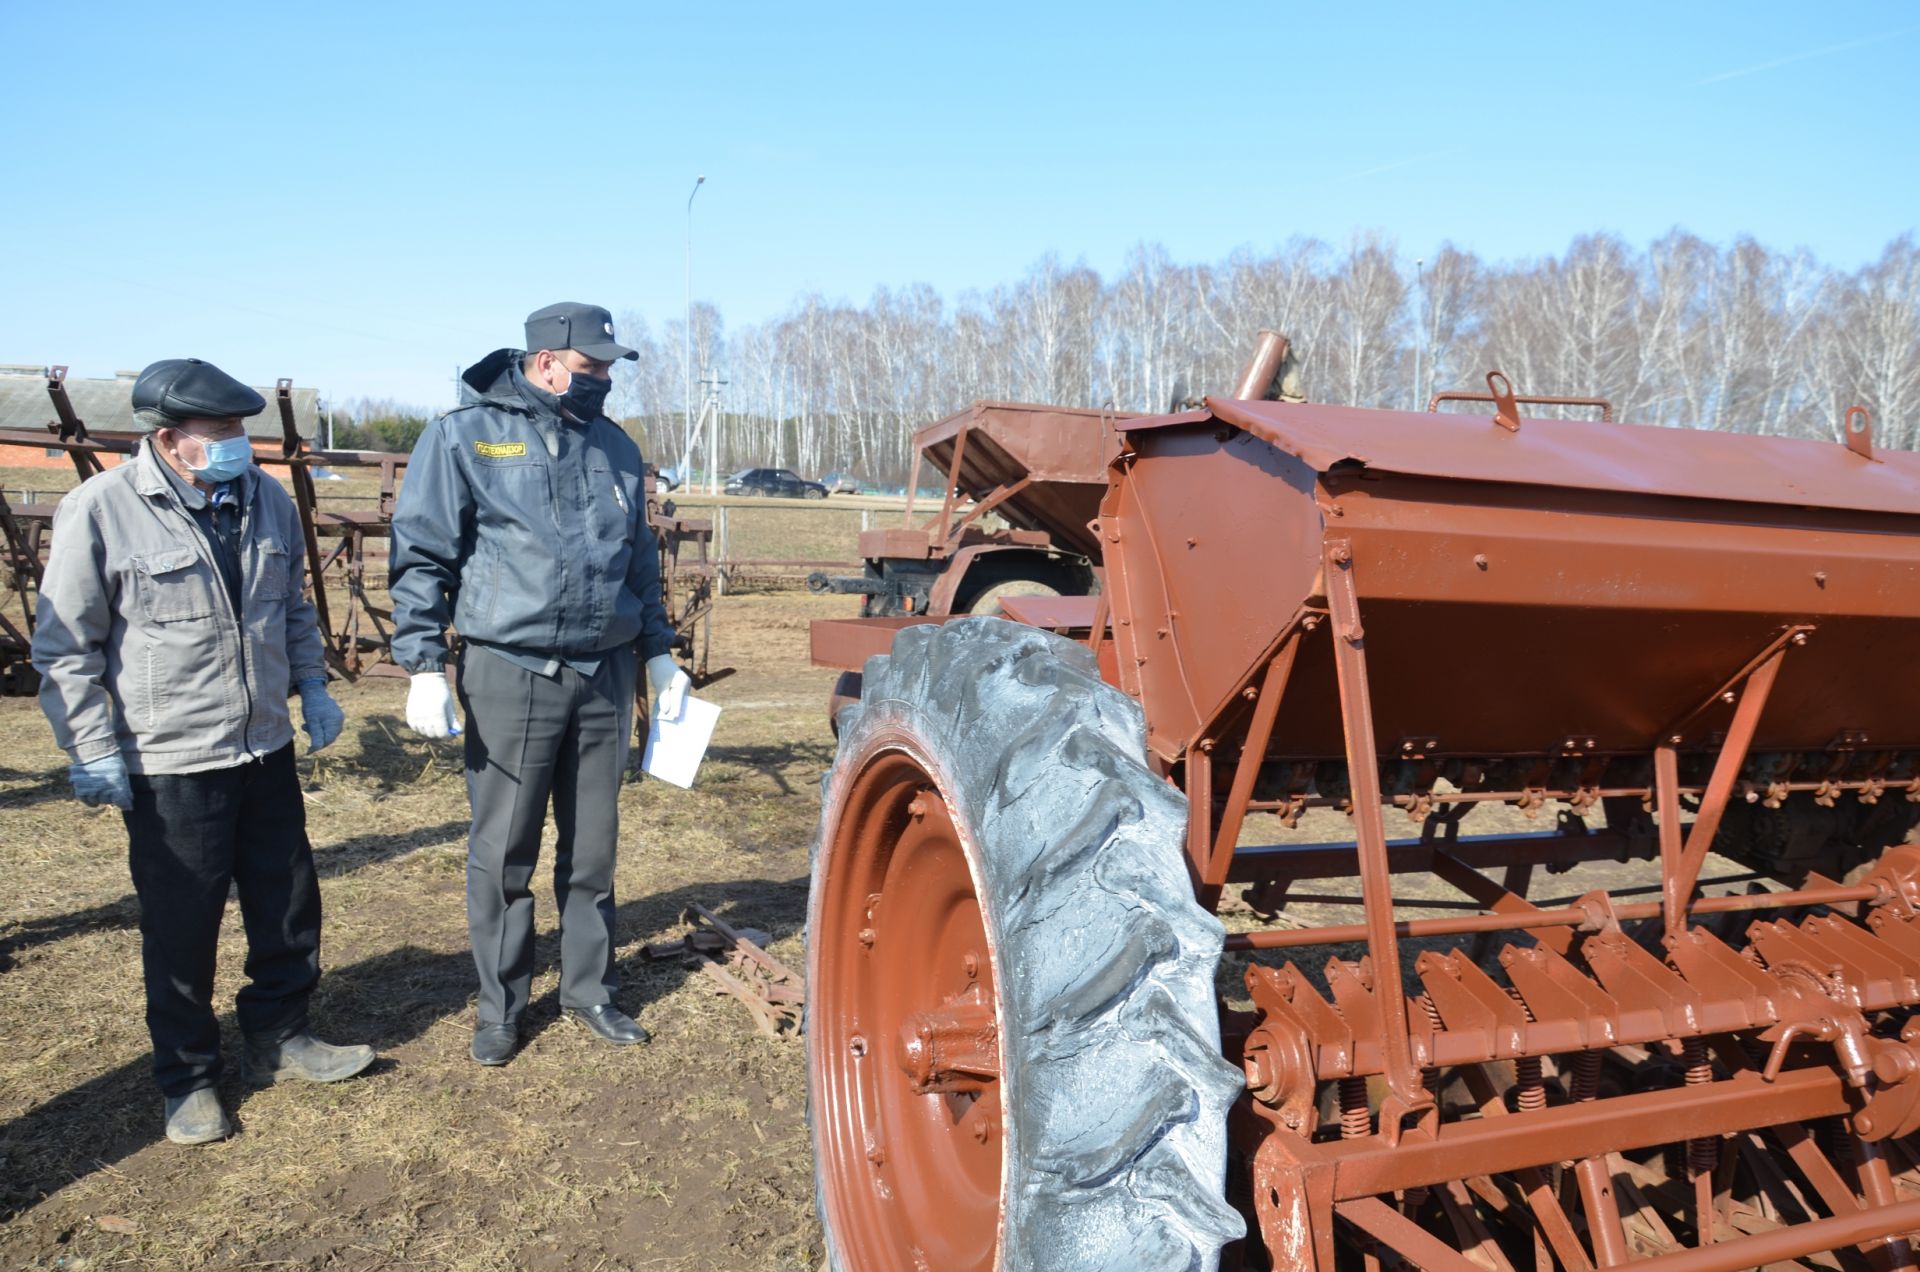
723, 467, 829, 500
818, 470, 868, 495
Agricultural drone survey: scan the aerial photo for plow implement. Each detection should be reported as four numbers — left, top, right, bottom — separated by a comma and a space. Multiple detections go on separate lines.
808, 369, 1920, 1269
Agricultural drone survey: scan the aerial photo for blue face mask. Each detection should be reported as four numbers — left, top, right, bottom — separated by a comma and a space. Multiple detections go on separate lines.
183, 434, 253, 484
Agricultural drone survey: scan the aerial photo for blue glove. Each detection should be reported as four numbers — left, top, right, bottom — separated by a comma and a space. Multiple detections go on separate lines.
70, 754, 133, 810
298, 680, 345, 753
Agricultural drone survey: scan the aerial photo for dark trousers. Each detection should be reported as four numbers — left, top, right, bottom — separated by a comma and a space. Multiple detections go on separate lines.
122, 743, 320, 1098
457, 645, 636, 1026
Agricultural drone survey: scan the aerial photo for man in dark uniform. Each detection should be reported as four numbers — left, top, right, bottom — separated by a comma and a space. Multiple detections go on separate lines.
32, 358, 375, 1144
389, 303, 688, 1066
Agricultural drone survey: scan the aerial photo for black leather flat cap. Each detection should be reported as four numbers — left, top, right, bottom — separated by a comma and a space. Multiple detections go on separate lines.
131, 358, 266, 423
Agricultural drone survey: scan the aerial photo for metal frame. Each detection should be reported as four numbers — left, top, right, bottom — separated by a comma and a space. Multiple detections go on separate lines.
0, 365, 721, 691
1109, 381, 1920, 1267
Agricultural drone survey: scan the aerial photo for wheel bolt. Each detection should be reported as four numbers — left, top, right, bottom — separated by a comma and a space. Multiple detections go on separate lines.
963, 953, 978, 979
907, 796, 928, 821
973, 1118, 993, 1144
858, 927, 876, 949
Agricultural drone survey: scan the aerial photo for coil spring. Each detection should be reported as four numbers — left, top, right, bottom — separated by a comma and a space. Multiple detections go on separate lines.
1419, 994, 1444, 1101
1570, 1049, 1601, 1103
1507, 986, 1546, 1114
1339, 1076, 1371, 1139
1516, 1056, 1547, 1114
1684, 1037, 1717, 1173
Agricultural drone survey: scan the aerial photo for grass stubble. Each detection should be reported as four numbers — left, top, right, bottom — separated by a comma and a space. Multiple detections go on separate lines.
0, 593, 847, 1270
0, 568, 1752, 1270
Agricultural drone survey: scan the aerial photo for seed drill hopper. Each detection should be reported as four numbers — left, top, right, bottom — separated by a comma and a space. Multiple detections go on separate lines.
808, 374, 1920, 1269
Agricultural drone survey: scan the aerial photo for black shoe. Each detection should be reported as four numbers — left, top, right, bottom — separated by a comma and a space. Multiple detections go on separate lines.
564, 1003, 650, 1046
242, 1031, 376, 1085
471, 1022, 518, 1066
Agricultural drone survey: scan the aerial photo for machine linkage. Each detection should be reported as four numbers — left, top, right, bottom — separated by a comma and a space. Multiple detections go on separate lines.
1232, 846, 1920, 1269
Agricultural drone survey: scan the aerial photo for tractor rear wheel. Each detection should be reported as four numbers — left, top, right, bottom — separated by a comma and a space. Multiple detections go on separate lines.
952, 557, 1083, 617
808, 618, 1243, 1270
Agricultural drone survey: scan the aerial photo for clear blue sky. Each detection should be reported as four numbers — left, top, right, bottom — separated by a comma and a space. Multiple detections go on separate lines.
2, 1, 1914, 409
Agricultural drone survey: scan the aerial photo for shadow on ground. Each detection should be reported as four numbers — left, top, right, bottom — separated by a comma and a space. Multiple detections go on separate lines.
0, 872, 807, 1222
0, 820, 470, 965
704, 738, 836, 798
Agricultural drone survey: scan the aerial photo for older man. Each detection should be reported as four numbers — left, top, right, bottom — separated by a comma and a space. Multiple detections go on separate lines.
390, 303, 688, 1066
31, 358, 374, 1145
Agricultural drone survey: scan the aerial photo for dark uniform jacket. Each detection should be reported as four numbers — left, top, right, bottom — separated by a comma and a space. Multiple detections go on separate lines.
388, 350, 676, 674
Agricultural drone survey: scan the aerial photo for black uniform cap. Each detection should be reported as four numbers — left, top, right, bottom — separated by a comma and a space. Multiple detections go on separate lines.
130, 358, 266, 425
524, 302, 638, 362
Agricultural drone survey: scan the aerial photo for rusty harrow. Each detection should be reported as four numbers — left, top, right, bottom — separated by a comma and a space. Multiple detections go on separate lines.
0, 365, 719, 693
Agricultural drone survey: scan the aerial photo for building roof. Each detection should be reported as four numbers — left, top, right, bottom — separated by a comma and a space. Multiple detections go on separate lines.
0, 364, 320, 442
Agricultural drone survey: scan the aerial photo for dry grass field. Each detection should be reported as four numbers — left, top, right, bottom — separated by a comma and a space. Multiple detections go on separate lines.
0, 593, 845, 1272
0, 574, 1753, 1271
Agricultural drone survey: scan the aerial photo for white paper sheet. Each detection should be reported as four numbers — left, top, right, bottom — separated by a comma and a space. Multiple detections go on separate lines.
641, 695, 721, 788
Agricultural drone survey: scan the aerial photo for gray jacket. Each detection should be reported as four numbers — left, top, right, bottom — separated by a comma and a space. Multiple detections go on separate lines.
31, 439, 327, 774
388, 349, 675, 673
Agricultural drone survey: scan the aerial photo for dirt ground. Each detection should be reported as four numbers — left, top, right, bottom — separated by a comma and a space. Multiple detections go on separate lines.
0, 584, 1757, 1270
0, 592, 845, 1271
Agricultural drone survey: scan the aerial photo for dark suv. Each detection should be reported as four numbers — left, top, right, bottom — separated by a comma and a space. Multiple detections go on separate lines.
723, 467, 828, 500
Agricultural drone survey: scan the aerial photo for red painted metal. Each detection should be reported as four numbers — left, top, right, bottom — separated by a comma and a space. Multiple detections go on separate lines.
1428, 371, 1615, 423
817, 365, 1920, 1267
811, 748, 1002, 1271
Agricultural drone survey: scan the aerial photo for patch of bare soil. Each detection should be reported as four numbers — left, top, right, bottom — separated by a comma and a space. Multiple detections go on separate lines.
0, 592, 847, 1271
2, 583, 1755, 1269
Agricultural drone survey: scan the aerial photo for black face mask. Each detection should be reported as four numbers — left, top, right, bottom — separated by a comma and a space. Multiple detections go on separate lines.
553, 366, 613, 421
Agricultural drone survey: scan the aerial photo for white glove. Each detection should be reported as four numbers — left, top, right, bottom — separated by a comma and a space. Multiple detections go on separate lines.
646, 654, 691, 721
406, 671, 462, 738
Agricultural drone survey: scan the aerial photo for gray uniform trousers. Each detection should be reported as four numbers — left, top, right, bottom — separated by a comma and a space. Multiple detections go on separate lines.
456, 642, 638, 1026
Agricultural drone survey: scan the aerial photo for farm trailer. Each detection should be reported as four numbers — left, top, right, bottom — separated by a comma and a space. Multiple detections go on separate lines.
808, 331, 1301, 725
804, 373, 1920, 1269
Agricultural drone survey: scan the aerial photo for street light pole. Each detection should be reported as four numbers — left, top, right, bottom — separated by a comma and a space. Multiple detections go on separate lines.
684, 174, 705, 484
1412, 257, 1425, 411
701, 368, 729, 497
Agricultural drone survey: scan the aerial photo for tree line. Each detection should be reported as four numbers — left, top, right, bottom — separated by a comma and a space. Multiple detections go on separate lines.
601, 231, 1919, 487
326, 232, 1919, 483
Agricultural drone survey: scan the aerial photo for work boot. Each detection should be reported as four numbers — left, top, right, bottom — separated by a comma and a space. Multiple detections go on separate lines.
241, 1031, 376, 1086
564, 1003, 650, 1046
471, 1022, 518, 1067
164, 1088, 231, 1145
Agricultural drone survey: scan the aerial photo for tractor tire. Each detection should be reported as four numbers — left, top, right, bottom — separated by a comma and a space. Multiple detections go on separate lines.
952, 557, 1086, 618
963, 577, 1062, 616
808, 618, 1243, 1271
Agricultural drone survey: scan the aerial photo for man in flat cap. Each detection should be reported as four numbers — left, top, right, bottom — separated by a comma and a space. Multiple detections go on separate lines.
30, 357, 373, 1144
390, 303, 687, 1066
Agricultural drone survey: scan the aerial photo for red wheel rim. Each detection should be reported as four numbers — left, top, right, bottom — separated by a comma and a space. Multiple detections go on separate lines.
813, 748, 1002, 1270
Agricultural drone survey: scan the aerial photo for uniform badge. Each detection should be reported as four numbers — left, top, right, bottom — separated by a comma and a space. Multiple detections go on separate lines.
474, 441, 528, 458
